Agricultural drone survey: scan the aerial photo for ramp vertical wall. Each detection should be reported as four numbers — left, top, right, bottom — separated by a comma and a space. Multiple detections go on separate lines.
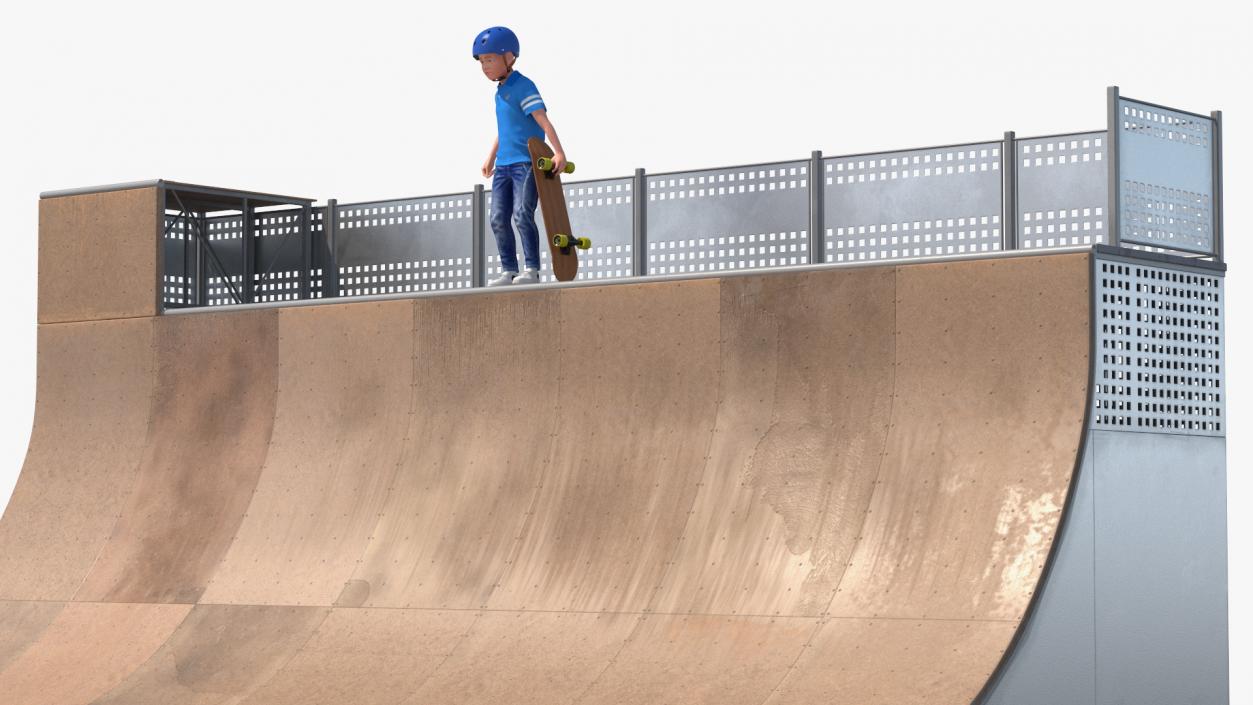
38, 186, 162, 324
980, 249, 1228, 705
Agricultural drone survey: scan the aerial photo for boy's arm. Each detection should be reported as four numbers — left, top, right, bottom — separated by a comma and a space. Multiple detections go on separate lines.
530, 110, 567, 173
482, 137, 499, 178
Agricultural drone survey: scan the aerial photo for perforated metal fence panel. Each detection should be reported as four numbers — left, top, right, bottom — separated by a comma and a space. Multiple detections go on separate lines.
1093, 254, 1224, 435
162, 217, 197, 307
823, 143, 1003, 262
646, 161, 809, 275
1116, 100, 1215, 255
1017, 132, 1108, 250
336, 194, 475, 296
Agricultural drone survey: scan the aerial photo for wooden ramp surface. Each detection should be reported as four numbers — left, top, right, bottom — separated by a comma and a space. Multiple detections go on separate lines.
0, 254, 1090, 704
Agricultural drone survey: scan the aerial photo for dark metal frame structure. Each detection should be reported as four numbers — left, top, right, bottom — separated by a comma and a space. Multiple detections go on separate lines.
158, 181, 319, 308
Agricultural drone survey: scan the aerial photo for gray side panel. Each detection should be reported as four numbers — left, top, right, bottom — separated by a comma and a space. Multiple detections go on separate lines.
1092, 430, 1228, 705
983, 430, 1229, 705
980, 442, 1097, 705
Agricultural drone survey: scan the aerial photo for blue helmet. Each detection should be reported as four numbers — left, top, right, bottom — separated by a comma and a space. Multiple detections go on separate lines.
472, 26, 520, 60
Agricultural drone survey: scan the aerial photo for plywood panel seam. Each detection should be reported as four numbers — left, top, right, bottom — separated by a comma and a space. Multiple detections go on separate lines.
757, 266, 902, 705
225, 607, 338, 704
492, 296, 567, 604
394, 612, 488, 705
73, 603, 198, 704
334, 301, 425, 600
563, 283, 724, 705
66, 318, 159, 604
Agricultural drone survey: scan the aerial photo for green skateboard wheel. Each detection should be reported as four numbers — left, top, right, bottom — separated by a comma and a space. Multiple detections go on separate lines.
536, 157, 576, 174
576, 237, 592, 250
553, 234, 571, 248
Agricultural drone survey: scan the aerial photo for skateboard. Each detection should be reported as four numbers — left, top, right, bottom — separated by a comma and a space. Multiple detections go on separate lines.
527, 137, 590, 282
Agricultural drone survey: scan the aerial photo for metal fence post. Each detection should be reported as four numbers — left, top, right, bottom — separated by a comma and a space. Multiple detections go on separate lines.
633, 168, 647, 277
1002, 131, 1018, 251
195, 213, 207, 306
472, 185, 486, 287
809, 150, 824, 264
300, 203, 312, 300
1107, 85, 1122, 248
324, 199, 340, 298
182, 211, 192, 306
156, 183, 168, 314
1210, 109, 1224, 263
241, 198, 255, 303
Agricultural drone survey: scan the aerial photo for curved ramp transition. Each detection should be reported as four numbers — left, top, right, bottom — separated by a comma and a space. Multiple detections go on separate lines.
0, 253, 1091, 704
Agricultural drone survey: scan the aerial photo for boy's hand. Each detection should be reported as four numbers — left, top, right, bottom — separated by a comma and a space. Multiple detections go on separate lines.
550, 152, 567, 174
482, 160, 495, 178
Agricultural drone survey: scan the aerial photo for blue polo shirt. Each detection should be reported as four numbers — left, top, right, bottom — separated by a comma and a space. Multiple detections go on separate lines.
495, 71, 547, 166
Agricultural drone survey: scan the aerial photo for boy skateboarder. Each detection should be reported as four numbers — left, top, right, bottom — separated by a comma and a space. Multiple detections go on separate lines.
474, 26, 571, 286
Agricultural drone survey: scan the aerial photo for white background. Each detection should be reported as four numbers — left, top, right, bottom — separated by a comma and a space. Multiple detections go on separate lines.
0, 0, 1246, 699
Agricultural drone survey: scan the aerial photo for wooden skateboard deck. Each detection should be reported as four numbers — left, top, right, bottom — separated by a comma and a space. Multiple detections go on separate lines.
527, 137, 588, 282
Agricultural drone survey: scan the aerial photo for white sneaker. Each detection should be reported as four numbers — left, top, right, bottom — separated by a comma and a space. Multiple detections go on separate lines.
512, 269, 540, 284
487, 271, 517, 287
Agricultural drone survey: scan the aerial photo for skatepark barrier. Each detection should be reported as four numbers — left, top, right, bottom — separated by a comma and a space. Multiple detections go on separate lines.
4, 86, 1227, 704
34, 86, 1221, 309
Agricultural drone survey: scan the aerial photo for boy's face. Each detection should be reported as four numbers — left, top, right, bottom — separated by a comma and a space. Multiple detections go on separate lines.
478, 52, 514, 81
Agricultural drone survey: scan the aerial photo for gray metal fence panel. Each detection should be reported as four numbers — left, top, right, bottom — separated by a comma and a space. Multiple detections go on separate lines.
1116, 99, 1215, 255
1093, 254, 1224, 436
162, 217, 195, 307
646, 161, 809, 275
1016, 132, 1108, 251
254, 210, 316, 304
336, 194, 475, 296
823, 143, 1003, 263
485, 176, 634, 283
194, 210, 318, 306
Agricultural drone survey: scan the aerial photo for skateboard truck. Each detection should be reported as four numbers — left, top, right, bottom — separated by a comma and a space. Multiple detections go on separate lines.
552, 234, 592, 250
536, 157, 576, 175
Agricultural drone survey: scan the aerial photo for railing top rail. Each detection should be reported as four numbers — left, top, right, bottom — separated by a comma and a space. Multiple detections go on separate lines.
822, 138, 1008, 162
160, 181, 315, 208
1118, 95, 1214, 122
334, 190, 476, 210
1013, 129, 1108, 142
646, 157, 811, 179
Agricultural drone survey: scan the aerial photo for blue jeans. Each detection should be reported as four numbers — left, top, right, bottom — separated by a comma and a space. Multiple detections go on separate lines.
491, 162, 540, 273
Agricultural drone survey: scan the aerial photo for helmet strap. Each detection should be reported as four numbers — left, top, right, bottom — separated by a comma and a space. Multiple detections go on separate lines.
496, 54, 515, 83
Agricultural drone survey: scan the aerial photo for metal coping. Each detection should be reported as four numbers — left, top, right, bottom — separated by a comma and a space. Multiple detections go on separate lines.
1093, 244, 1226, 273
40, 179, 163, 199
163, 245, 1095, 316
41, 179, 314, 206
